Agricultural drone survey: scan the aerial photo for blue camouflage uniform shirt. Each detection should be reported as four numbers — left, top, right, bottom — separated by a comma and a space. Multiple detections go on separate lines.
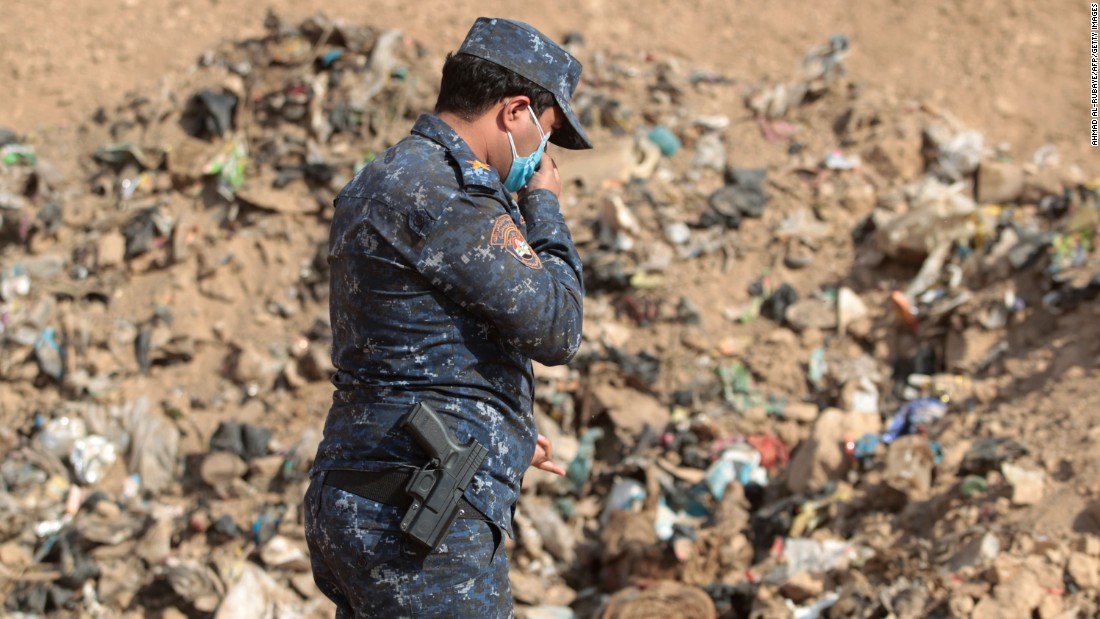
313, 113, 584, 536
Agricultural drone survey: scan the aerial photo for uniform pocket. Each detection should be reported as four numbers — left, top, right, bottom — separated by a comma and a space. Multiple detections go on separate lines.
320, 485, 406, 532
421, 519, 498, 584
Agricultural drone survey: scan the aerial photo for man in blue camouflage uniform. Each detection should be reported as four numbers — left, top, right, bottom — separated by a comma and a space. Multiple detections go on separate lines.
304, 17, 591, 618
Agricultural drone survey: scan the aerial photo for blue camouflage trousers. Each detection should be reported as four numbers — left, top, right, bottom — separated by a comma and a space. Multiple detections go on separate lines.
304, 471, 515, 618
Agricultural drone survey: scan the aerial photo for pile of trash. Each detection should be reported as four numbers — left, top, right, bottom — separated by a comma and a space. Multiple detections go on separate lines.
2, 11, 1099, 619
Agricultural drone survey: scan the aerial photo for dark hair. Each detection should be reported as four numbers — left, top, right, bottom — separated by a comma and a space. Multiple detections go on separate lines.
435, 52, 557, 119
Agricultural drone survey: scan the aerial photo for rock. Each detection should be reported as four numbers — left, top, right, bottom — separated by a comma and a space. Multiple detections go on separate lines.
847, 316, 874, 341
521, 496, 576, 564
992, 567, 1045, 617
97, 231, 127, 268
784, 401, 819, 424
663, 222, 691, 245
511, 570, 547, 605
161, 608, 189, 619
544, 583, 579, 607
237, 174, 314, 214
555, 136, 655, 189
945, 327, 1005, 373
168, 136, 222, 187
214, 562, 309, 618
523, 605, 577, 619
165, 557, 225, 613
948, 592, 976, 617
136, 515, 174, 565
97, 557, 145, 608
172, 211, 197, 262
989, 554, 1019, 585
976, 160, 1024, 204
865, 137, 923, 181
1002, 463, 1045, 506
600, 580, 717, 619
76, 511, 149, 546
680, 329, 711, 353
200, 451, 248, 489
1084, 500, 1100, 531
0, 541, 32, 568
779, 569, 826, 603
1020, 167, 1065, 204
226, 343, 278, 388
1080, 535, 1100, 557
785, 297, 838, 331
840, 376, 880, 414
298, 344, 334, 381
836, 287, 869, 336
874, 177, 976, 263
592, 384, 670, 438
289, 573, 320, 598
787, 408, 881, 493
949, 532, 1001, 573
971, 596, 1010, 619
247, 454, 285, 491
1037, 596, 1065, 619
259, 535, 311, 571
959, 437, 1029, 476
883, 435, 936, 499
712, 168, 769, 219
210, 420, 272, 461
1066, 552, 1100, 589
840, 179, 877, 213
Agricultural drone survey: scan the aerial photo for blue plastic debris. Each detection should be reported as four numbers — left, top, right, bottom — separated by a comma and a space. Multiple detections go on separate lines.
847, 432, 880, 468
34, 327, 64, 380
882, 397, 947, 444
807, 347, 827, 391
321, 49, 344, 67
647, 126, 681, 156
566, 427, 604, 494
704, 443, 768, 500
600, 477, 647, 525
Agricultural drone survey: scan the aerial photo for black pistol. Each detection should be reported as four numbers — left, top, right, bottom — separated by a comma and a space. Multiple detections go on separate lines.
400, 402, 488, 551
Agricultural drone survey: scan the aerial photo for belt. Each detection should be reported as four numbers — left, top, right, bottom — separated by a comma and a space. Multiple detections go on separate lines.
323, 469, 487, 520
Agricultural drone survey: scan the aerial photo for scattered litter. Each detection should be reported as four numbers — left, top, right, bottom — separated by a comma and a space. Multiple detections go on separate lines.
2, 13, 1098, 619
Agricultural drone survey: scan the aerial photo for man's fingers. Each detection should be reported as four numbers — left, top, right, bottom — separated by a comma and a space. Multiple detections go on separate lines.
536, 460, 566, 476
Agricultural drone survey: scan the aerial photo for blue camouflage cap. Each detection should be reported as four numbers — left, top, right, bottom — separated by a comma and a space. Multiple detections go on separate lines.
458, 17, 593, 150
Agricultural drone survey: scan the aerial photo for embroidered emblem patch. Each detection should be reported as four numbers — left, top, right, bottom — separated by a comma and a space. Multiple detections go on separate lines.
490, 214, 541, 269
466, 159, 491, 171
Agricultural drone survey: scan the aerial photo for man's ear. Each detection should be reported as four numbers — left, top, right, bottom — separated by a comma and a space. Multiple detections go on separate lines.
500, 96, 531, 130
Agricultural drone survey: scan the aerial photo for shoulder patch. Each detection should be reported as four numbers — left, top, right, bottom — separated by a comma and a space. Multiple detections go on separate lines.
455, 156, 498, 191
490, 214, 542, 269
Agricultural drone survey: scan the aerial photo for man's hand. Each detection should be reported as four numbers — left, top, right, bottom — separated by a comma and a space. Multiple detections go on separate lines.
530, 433, 566, 476
521, 155, 561, 199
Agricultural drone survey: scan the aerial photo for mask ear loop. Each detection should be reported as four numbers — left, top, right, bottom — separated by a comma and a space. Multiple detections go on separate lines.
506, 130, 521, 159
507, 105, 549, 159
528, 106, 549, 141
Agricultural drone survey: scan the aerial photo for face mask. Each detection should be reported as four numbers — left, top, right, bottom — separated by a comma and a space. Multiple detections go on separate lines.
502, 106, 551, 193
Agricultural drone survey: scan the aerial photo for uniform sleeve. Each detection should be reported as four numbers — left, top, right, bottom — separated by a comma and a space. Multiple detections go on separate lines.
415, 190, 584, 366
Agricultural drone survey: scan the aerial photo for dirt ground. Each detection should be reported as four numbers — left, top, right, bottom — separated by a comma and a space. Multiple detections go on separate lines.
4, 0, 1097, 173
3, 1, 1100, 617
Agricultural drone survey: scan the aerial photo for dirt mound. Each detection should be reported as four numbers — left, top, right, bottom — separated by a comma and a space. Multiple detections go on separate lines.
1, 9, 1099, 619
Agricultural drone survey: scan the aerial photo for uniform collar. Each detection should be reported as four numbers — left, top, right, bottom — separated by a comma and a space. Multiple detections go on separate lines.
412, 114, 500, 190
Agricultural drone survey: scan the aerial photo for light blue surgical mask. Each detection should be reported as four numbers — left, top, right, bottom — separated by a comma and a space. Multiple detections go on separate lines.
503, 107, 551, 193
